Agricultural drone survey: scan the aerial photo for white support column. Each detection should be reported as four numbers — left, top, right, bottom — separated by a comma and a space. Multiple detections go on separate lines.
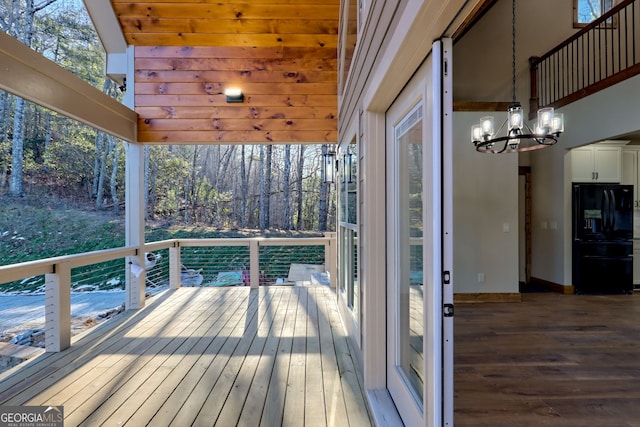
123, 45, 146, 309
169, 244, 181, 289
250, 239, 260, 288
125, 141, 146, 309
45, 262, 71, 352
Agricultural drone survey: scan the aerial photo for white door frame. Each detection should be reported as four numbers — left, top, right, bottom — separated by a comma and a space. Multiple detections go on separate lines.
385, 37, 453, 427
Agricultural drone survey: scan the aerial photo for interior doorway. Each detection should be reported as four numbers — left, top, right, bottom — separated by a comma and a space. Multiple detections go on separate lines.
519, 166, 533, 291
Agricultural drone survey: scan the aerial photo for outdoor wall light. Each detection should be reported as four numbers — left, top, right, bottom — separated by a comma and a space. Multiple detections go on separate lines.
323, 150, 337, 184
224, 88, 244, 103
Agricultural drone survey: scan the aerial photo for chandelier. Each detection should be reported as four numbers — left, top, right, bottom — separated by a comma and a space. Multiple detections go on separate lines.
471, 0, 564, 153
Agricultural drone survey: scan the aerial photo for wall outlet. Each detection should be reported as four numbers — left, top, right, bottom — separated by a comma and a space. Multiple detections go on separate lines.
477, 273, 485, 283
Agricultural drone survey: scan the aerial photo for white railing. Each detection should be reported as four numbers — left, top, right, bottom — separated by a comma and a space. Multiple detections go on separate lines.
0, 234, 336, 353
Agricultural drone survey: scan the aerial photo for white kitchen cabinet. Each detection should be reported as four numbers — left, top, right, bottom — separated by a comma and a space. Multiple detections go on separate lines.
622, 147, 640, 210
571, 144, 622, 183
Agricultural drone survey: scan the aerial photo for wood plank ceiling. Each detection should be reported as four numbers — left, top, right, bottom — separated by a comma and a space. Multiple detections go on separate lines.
110, 0, 339, 144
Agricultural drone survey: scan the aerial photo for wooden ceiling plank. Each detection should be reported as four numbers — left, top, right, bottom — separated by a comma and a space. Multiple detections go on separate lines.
125, 33, 338, 48
112, 4, 339, 20
134, 57, 337, 72
135, 82, 337, 95
138, 118, 336, 131
119, 18, 338, 35
135, 106, 336, 120
112, 0, 339, 4
136, 46, 285, 59
134, 70, 338, 84
138, 130, 337, 144
134, 94, 337, 107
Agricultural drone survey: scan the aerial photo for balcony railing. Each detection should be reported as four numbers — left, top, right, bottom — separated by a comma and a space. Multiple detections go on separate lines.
530, 0, 640, 117
0, 235, 336, 353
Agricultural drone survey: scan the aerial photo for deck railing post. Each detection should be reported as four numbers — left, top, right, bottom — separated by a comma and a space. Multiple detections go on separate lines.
324, 232, 337, 289
169, 243, 181, 289
250, 239, 260, 288
45, 261, 71, 352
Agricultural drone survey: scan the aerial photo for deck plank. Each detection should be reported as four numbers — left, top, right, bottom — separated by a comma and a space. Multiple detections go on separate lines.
323, 289, 372, 427
69, 288, 239, 425
168, 289, 263, 426
236, 288, 294, 427
200, 288, 284, 426
0, 287, 372, 427
0, 291, 178, 405
26, 288, 223, 408
282, 286, 309, 426
317, 288, 350, 426
259, 287, 298, 427
305, 287, 328, 426
95, 288, 249, 425
123, 288, 250, 426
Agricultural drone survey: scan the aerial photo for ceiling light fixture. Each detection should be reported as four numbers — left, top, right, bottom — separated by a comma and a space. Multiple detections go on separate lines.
471, 0, 564, 153
224, 88, 244, 103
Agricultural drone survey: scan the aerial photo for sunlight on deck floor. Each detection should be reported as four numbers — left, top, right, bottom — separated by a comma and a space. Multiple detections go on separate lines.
0, 286, 372, 426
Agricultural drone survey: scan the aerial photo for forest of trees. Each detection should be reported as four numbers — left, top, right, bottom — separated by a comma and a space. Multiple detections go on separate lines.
0, 0, 336, 232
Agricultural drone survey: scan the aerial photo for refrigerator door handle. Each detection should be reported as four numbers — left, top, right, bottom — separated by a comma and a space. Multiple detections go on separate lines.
603, 190, 610, 234
609, 189, 616, 232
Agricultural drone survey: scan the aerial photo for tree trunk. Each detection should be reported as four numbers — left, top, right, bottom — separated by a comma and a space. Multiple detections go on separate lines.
109, 136, 119, 215
95, 133, 108, 207
259, 145, 267, 231
296, 145, 305, 230
283, 144, 291, 229
240, 145, 248, 227
9, 0, 59, 196
264, 145, 272, 227
148, 147, 157, 220
9, 97, 25, 196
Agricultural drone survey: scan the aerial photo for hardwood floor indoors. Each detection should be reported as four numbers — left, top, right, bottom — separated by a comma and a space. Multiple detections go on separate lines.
454, 292, 640, 426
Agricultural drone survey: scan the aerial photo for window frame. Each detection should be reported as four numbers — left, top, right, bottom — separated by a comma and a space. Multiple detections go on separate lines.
573, 0, 617, 28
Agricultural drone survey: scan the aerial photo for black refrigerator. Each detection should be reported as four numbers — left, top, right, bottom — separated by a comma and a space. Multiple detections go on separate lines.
573, 183, 634, 294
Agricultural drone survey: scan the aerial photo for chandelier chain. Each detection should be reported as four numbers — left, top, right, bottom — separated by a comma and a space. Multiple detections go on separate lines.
511, 0, 516, 103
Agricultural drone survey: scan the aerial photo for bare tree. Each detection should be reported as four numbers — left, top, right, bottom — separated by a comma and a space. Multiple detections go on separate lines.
9, 0, 60, 196
259, 145, 267, 230
295, 145, 305, 230
283, 144, 292, 229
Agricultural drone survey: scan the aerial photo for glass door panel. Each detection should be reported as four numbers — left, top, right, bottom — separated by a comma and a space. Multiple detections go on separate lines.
395, 104, 424, 402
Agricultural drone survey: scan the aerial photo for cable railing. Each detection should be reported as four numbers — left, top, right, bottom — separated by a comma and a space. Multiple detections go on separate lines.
529, 0, 640, 117
0, 235, 336, 353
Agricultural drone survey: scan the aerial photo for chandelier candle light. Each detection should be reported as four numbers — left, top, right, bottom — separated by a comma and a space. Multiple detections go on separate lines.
471, 0, 564, 153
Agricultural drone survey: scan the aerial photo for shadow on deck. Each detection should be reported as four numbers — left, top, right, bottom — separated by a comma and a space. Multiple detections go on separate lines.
0, 286, 372, 426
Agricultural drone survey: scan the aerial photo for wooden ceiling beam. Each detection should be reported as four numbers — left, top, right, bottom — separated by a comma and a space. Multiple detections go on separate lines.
0, 31, 137, 142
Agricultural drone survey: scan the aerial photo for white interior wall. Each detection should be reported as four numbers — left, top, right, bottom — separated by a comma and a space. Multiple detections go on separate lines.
453, 112, 519, 293
531, 74, 640, 287
453, 0, 640, 291
454, 0, 577, 104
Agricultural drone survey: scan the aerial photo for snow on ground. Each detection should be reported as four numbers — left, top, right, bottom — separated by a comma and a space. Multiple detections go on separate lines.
0, 286, 168, 335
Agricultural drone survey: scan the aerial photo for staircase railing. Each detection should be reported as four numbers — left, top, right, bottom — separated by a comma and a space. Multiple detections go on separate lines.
529, 0, 640, 118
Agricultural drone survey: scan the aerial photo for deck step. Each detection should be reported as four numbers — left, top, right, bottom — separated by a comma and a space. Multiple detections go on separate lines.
0, 342, 44, 373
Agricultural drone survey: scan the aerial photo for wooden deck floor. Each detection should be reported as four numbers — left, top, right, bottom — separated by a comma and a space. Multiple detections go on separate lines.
0, 286, 372, 427
455, 292, 640, 426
